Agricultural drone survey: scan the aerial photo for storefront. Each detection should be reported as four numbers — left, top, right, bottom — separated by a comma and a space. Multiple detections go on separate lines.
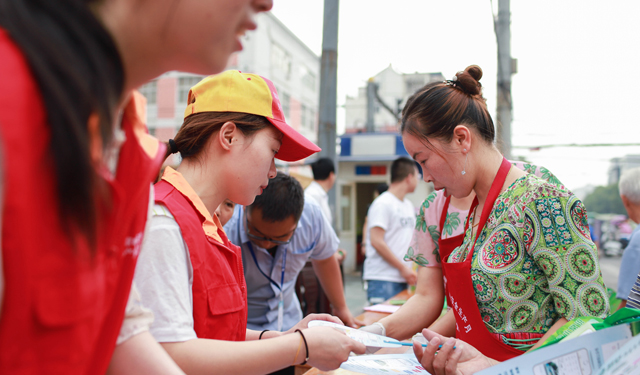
336, 132, 432, 273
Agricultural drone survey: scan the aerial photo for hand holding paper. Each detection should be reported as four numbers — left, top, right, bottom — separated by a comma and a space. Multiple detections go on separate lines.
302, 326, 366, 371
286, 313, 343, 334
309, 320, 426, 348
414, 329, 496, 375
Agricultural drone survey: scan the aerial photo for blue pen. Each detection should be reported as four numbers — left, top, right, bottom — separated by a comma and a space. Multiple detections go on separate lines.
383, 341, 456, 349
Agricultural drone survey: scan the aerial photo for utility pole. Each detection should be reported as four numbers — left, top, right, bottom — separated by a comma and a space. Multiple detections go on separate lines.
317, 0, 339, 227
366, 77, 400, 132
495, 0, 514, 159
366, 78, 376, 132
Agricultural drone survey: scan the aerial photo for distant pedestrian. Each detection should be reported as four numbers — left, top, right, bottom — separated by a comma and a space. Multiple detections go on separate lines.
363, 157, 419, 303
305, 158, 336, 224
617, 167, 640, 309
305, 157, 347, 263
361, 183, 389, 257
215, 199, 236, 226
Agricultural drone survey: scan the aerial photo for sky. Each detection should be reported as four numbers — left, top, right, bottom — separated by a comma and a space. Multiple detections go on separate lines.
270, 0, 640, 191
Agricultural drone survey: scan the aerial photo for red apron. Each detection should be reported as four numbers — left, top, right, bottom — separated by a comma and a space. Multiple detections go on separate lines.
438, 195, 465, 305
438, 196, 466, 265
155, 179, 248, 341
441, 158, 524, 361
0, 33, 165, 375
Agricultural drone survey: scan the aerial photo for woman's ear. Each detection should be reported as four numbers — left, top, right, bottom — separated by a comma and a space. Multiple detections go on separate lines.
218, 121, 237, 151
452, 125, 471, 152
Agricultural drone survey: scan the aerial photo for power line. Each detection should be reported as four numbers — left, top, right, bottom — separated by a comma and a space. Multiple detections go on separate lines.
514, 143, 640, 150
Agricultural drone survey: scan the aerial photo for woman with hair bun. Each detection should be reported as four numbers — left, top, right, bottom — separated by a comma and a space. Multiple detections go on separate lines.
360, 161, 565, 342
402, 65, 608, 373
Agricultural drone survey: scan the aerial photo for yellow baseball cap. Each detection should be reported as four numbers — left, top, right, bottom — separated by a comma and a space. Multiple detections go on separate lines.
184, 70, 321, 162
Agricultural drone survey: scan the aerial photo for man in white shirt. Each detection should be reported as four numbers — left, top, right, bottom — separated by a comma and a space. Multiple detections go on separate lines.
305, 158, 335, 224
363, 157, 419, 303
305, 158, 346, 264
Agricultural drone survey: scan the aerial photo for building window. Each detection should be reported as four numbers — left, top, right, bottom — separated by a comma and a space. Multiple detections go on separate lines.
301, 104, 307, 129
178, 76, 204, 104
280, 91, 290, 118
309, 109, 315, 131
139, 81, 157, 105
299, 65, 316, 91
270, 42, 292, 79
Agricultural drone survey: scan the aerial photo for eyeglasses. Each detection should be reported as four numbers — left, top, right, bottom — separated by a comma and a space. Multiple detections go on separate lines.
245, 215, 297, 245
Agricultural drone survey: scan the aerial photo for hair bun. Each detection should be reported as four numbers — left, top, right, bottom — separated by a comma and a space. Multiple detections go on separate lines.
454, 65, 483, 96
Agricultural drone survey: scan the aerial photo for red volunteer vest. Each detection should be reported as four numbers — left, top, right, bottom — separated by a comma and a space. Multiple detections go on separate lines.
0, 30, 165, 374
154, 179, 247, 341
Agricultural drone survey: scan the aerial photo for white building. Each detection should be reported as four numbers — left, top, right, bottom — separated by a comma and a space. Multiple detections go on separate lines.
344, 65, 444, 133
335, 66, 444, 272
138, 12, 320, 166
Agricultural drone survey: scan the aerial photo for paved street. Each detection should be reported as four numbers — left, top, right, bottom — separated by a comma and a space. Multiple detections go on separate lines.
599, 252, 623, 293
344, 271, 368, 317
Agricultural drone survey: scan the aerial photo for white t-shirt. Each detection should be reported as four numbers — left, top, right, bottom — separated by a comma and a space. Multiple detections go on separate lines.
363, 191, 416, 283
304, 181, 332, 224
133, 205, 198, 343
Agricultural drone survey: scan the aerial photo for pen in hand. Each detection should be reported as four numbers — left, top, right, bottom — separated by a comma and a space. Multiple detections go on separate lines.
388, 341, 456, 349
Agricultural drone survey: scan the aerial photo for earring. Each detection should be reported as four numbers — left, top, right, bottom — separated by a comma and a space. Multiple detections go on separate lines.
461, 148, 468, 175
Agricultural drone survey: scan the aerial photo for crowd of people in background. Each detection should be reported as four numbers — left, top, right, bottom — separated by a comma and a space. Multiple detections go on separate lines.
0, 1, 638, 374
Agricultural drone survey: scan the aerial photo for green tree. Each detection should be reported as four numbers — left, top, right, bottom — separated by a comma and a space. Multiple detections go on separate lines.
582, 183, 626, 215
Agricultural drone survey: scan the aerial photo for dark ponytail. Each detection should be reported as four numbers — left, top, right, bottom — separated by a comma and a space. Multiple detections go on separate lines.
168, 112, 270, 161
0, 0, 124, 249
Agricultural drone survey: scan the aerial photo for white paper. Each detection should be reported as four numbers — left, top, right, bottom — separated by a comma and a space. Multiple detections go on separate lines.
308, 320, 405, 348
340, 353, 430, 375
364, 304, 401, 314
597, 334, 640, 375
476, 324, 635, 375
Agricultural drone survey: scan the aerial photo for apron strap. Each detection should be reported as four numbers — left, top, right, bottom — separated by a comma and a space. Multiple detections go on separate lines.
438, 195, 452, 236
463, 158, 512, 261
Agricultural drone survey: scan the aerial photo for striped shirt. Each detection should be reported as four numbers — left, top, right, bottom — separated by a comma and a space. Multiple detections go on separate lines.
628, 274, 640, 309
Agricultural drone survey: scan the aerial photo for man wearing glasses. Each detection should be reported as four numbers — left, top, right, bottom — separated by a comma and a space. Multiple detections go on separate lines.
225, 172, 358, 331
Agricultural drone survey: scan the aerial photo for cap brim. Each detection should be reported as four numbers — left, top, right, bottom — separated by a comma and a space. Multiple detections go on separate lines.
267, 117, 321, 162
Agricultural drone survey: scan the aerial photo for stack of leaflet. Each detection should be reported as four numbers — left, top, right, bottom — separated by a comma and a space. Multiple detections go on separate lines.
339, 353, 428, 375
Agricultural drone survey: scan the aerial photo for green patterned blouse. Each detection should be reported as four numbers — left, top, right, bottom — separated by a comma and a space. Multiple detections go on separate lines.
448, 174, 609, 339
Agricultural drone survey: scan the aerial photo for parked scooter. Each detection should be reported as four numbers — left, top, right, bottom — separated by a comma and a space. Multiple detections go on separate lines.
601, 223, 624, 257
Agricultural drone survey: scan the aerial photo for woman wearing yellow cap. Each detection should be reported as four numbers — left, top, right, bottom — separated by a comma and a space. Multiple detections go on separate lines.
134, 70, 365, 374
